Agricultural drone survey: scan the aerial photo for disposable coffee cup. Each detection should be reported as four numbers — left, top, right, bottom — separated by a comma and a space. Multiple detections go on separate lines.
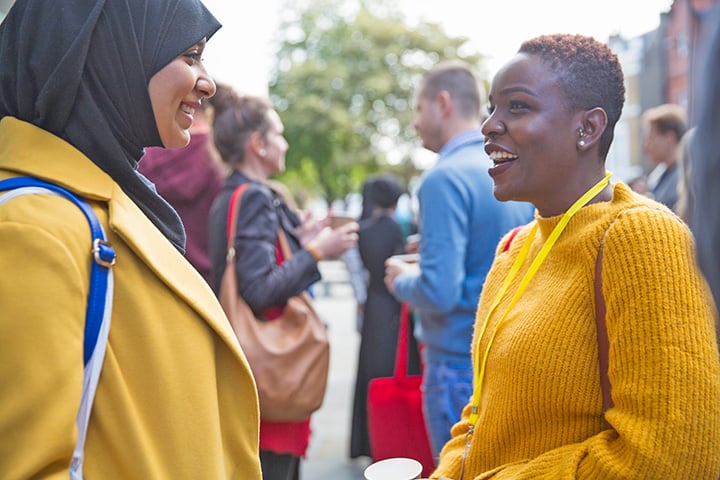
389, 253, 420, 264
330, 213, 355, 229
364, 457, 422, 480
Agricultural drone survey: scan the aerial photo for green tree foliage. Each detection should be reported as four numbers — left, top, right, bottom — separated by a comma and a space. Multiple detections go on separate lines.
269, 0, 484, 203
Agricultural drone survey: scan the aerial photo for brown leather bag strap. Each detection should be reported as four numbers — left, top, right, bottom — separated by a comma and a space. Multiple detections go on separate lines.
276, 227, 293, 260
595, 240, 614, 429
595, 206, 669, 428
275, 211, 320, 311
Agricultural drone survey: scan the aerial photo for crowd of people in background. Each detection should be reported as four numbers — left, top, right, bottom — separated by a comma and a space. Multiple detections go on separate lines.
627, 103, 689, 211
2, 1, 720, 479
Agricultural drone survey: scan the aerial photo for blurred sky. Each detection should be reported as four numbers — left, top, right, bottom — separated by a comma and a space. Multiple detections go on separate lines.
201, 0, 674, 96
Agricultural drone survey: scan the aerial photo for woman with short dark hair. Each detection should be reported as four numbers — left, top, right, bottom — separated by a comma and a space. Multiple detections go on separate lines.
431, 34, 720, 479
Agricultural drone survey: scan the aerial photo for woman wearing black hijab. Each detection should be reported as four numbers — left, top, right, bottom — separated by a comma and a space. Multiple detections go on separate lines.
0, 1, 262, 478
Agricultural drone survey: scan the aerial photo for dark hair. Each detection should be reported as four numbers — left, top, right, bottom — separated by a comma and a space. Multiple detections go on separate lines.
360, 178, 377, 221
208, 82, 274, 166
370, 173, 405, 209
642, 103, 688, 141
420, 60, 484, 119
519, 34, 625, 159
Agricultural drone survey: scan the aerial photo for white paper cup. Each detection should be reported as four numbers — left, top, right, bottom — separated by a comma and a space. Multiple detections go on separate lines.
389, 253, 420, 264
364, 457, 423, 480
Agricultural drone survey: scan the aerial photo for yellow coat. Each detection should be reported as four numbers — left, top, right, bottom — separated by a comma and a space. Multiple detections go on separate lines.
0, 117, 261, 479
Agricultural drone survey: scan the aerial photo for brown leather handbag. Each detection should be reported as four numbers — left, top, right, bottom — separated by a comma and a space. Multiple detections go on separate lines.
219, 183, 330, 421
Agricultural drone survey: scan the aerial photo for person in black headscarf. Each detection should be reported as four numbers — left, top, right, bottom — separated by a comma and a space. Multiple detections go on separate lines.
0, 1, 262, 478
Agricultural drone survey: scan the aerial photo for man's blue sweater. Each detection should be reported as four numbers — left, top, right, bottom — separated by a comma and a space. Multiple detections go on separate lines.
393, 130, 534, 362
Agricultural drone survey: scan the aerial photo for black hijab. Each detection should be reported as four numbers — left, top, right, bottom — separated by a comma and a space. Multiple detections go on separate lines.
0, 0, 221, 252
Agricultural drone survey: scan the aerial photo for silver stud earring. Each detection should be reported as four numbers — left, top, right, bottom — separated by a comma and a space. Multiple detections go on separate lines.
578, 140, 586, 147
259, 149, 267, 156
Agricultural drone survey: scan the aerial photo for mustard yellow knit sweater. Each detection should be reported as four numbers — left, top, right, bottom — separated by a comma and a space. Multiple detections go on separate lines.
433, 182, 720, 479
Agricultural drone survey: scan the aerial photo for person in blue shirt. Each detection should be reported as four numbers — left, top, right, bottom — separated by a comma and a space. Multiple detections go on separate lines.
385, 60, 534, 457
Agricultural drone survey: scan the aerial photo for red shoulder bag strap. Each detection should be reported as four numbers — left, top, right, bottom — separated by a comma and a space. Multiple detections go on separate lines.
502, 225, 524, 252
226, 184, 250, 248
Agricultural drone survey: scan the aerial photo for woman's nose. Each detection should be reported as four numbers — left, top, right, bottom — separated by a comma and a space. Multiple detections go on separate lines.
481, 112, 504, 137
196, 66, 216, 99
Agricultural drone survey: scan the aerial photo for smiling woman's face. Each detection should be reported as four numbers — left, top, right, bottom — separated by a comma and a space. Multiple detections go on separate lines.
148, 39, 216, 148
482, 53, 585, 216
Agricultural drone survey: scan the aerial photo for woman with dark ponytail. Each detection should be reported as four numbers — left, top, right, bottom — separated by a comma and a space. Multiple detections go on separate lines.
208, 83, 359, 480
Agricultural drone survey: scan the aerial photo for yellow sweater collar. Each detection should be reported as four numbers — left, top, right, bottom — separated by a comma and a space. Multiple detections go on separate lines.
534, 182, 644, 239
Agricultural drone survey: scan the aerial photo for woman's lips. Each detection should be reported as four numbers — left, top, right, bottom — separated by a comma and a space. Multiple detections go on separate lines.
180, 103, 196, 116
178, 103, 196, 127
488, 150, 518, 178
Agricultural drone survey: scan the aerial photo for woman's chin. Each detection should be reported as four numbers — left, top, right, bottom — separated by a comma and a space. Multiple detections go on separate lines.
492, 184, 515, 203
161, 128, 191, 149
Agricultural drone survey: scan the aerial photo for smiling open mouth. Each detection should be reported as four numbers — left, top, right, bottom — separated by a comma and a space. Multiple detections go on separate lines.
488, 151, 518, 164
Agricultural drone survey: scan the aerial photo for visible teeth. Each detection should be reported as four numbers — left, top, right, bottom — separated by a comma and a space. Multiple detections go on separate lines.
489, 151, 518, 162
180, 104, 195, 116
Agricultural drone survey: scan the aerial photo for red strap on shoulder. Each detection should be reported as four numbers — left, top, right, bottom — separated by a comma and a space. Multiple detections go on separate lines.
226, 184, 250, 245
502, 225, 524, 252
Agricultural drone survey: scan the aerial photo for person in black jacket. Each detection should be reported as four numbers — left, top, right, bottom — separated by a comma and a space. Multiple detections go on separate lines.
350, 173, 422, 460
206, 84, 358, 480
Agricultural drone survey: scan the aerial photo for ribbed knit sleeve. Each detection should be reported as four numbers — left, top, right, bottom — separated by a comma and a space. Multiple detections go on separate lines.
576, 206, 720, 479
432, 183, 720, 479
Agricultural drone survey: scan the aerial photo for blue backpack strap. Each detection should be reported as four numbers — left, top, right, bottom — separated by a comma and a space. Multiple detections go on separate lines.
0, 176, 115, 479
0, 176, 115, 364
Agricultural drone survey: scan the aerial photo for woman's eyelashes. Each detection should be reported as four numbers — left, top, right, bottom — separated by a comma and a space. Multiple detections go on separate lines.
508, 100, 530, 112
486, 99, 530, 116
182, 42, 206, 65
183, 50, 202, 65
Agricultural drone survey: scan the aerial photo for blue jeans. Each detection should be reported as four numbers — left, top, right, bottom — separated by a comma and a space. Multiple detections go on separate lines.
421, 351, 474, 459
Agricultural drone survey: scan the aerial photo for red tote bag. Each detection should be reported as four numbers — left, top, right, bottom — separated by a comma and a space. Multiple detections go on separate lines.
367, 303, 436, 477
